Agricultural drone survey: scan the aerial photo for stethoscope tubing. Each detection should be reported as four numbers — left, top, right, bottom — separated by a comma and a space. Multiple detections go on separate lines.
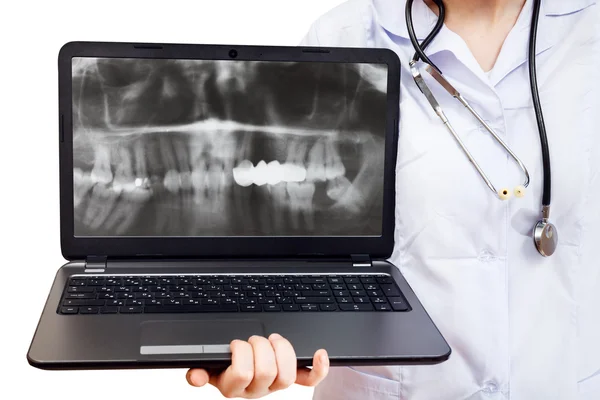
406, 0, 551, 207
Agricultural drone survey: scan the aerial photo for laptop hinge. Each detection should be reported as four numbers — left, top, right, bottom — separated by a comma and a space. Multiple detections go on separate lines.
85, 256, 107, 273
351, 254, 372, 267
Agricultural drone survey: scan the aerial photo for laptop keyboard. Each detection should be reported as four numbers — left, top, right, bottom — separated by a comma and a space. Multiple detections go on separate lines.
58, 274, 410, 315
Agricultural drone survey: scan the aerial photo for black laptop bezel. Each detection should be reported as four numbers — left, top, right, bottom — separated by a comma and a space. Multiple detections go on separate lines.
59, 41, 400, 260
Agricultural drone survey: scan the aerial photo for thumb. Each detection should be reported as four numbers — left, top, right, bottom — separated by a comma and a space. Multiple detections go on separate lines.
186, 368, 210, 387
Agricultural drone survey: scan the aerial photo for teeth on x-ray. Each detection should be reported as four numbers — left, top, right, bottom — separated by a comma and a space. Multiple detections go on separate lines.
232, 160, 308, 187
286, 182, 317, 230
324, 139, 346, 180
232, 160, 255, 187
306, 139, 327, 182
72, 58, 387, 236
90, 144, 113, 185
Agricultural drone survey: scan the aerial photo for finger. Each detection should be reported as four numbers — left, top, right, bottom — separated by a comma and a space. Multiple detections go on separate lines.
186, 368, 210, 387
296, 349, 329, 387
214, 339, 255, 398
244, 335, 278, 396
268, 333, 298, 391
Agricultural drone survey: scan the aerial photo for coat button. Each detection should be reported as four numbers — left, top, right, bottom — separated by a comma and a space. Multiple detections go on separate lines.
478, 250, 497, 263
482, 381, 499, 393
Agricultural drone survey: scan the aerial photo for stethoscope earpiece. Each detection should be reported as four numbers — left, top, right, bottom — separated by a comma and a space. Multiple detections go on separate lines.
514, 185, 526, 198
498, 188, 511, 201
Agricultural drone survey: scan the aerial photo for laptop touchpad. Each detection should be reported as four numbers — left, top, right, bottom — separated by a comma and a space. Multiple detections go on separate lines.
140, 320, 265, 355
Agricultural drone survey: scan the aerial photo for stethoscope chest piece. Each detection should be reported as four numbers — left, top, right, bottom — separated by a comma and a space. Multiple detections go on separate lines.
533, 219, 558, 257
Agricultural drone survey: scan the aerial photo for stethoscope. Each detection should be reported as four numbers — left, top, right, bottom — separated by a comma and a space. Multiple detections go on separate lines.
406, 0, 558, 257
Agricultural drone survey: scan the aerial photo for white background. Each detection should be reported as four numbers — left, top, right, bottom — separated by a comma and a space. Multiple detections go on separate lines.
1, 1, 344, 398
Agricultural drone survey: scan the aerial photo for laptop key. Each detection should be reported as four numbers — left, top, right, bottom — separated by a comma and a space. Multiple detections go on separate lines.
333, 290, 350, 297
388, 298, 409, 311
63, 299, 86, 306
347, 284, 363, 291
80, 306, 99, 314
240, 305, 261, 312
301, 304, 319, 311
66, 293, 95, 299
60, 306, 78, 314
301, 278, 326, 284
85, 300, 106, 306
67, 286, 94, 293
320, 304, 337, 311
380, 284, 401, 296
371, 297, 387, 303
339, 303, 373, 311
353, 297, 371, 304
335, 297, 353, 303
282, 304, 300, 311
276, 297, 293, 304
263, 305, 281, 312
374, 303, 392, 311
360, 277, 376, 284
120, 306, 143, 313
145, 305, 238, 313
301, 290, 331, 297
100, 306, 119, 314
295, 297, 334, 304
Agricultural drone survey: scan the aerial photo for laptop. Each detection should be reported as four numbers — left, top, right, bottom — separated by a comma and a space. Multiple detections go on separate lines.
27, 41, 450, 370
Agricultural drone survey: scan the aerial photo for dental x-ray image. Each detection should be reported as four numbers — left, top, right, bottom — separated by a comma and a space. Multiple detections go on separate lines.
72, 57, 388, 237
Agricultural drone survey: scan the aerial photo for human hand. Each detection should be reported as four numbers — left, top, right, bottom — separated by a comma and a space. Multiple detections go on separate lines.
186, 334, 329, 398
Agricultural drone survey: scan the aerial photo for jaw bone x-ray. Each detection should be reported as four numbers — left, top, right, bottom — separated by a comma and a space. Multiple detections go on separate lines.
72, 57, 388, 237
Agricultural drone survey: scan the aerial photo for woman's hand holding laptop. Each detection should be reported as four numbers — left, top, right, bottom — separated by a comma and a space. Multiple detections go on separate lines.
186, 334, 329, 398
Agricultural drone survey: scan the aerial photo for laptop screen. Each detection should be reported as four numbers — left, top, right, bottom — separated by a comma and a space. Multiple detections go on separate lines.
72, 57, 388, 237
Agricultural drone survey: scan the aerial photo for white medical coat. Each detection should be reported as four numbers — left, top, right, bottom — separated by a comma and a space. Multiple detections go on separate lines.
300, 0, 600, 399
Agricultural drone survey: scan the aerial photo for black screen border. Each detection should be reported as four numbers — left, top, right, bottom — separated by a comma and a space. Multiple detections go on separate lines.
59, 41, 400, 260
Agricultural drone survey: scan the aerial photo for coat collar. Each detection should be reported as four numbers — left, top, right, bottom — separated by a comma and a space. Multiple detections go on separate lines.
371, 0, 596, 80
372, 0, 597, 41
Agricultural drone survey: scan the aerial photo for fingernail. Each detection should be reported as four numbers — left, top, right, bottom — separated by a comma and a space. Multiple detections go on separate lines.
319, 352, 328, 365
270, 333, 282, 340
